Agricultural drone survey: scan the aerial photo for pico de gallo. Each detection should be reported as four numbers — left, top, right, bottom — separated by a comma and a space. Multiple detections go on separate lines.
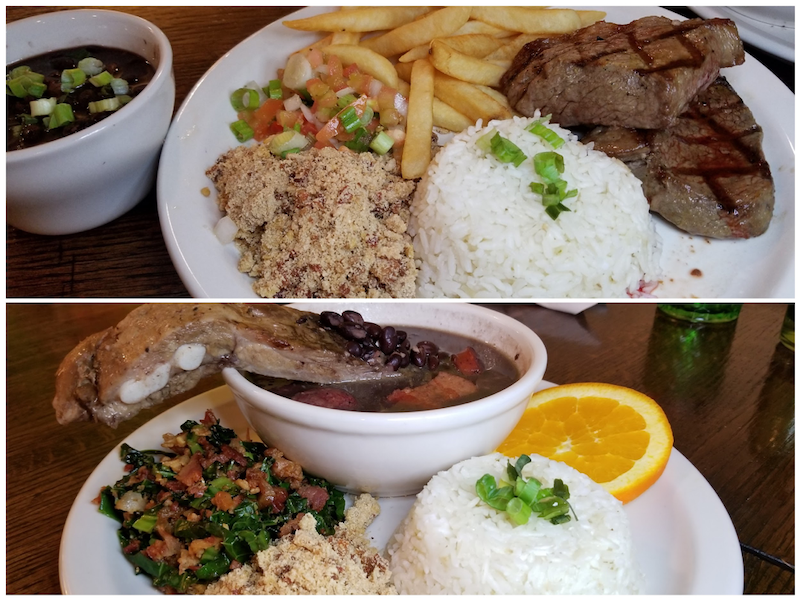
227, 47, 408, 157
97, 410, 345, 594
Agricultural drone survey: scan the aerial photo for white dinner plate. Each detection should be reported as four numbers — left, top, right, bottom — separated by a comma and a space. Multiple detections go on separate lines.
157, 6, 795, 299
59, 385, 743, 594
691, 6, 795, 62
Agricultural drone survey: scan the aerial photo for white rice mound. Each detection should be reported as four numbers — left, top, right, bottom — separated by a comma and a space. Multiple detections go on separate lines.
411, 115, 662, 298
387, 453, 645, 595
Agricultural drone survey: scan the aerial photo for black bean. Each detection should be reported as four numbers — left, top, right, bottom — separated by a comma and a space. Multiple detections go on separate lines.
411, 349, 426, 367
399, 352, 410, 368
346, 340, 363, 358
387, 353, 403, 371
363, 322, 382, 339
341, 322, 367, 340
320, 311, 343, 328
342, 310, 364, 324
417, 340, 439, 355
396, 330, 408, 344
400, 338, 411, 352
379, 326, 398, 354
428, 353, 440, 370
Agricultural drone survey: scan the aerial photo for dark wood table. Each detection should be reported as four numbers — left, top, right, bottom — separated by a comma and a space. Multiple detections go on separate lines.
6, 6, 795, 298
6, 302, 794, 593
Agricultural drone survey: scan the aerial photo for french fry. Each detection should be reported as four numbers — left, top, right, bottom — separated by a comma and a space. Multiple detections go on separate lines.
331, 31, 361, 45
429, 40, 507, 88
475, 84, 514, 112
361, 6, 472, 57
483, 33, 543, 62
470, 7, 582, 35
292, 33, 333, 55
283, 7, 432, 32
395, 61, 414, 84
432, 98, 473, 132
402, 59, 435, 179
399, 33, 509, 63
323, 44, 399, 88
452, 20, 516, 38
578, 10, 607, 27
433, 71, 512, 123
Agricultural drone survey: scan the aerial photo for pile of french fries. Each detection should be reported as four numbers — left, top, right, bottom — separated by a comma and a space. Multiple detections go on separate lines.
284, 6, 605, 179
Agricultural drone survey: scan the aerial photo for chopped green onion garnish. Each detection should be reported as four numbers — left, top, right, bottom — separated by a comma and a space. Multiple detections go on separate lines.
116, 94, 133, 105
88, 97, 122, 114
26, 81, 46, 98
266, 79, 283, 100
6, 76, 29, 98
20, 114, 38, 125
533, 151, 564, 181
475, 455, 577, 526
230, 87, 260, 111
77, 56, 104, 76
47, 102, 75, 129
529, 151, 577, 220
61, 68, 87, 91
8, 65, 32, 79
230, 119, 254, 142
268, 129, 309, 156
338, 105, 360, 134
110, 78, 129, 95
359, 105, 374, 127
337, 93, 357, 109
343, 127, 372, 153
369, 130, 394, 155
88, 70, 114, 87
29, 97, 57, 117
526, 120, 564, 148
478, 131, 527, 167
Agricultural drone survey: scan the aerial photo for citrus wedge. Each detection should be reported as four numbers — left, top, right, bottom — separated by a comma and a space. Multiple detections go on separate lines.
497, 383, 673, 504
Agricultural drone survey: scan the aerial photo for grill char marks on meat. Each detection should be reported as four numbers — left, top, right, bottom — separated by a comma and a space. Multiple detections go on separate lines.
501, 16, 744, 129
53, 304, 402, 427
584, 77, 774, 239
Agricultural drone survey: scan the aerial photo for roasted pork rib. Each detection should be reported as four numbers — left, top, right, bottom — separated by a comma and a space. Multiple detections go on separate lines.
501, 16, 744, 129
53, 304, 399, 427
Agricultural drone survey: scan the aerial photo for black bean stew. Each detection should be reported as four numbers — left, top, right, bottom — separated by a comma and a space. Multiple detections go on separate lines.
247, 310, 520, 413
6, 45, 155, 151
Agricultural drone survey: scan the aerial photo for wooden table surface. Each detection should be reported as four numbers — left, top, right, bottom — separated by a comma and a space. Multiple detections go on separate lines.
5, 302, 794, 594
5, 6, 796, 298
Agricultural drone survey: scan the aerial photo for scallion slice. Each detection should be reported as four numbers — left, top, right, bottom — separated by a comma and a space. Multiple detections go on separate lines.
61, 68, 87, 92
343, 127, 372, 153
110, 78, 129, 95
47, 102, 75, 129
77, 57, 104, 76
533, 151, 564, 181
338, 106, 360, 134
230, 87, 260, 111
266, 79, 283, 100
88, 70, 114, 87
369, 130, 394, 155
526, 120, 564, 148
230, 119, 254, 143
88, 97, 121, 114
29, 97, 57, 117
478, 131, 527, 167
337, 93, 358, 109
6, 76, 29, 98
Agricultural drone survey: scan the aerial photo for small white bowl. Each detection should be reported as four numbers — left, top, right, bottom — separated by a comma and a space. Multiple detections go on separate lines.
223, 302, 548, 497
6, 9, 175, 235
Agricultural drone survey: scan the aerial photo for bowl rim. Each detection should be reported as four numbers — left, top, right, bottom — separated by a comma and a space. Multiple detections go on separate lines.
5, 8, 174, 163
222, 303, 548, 435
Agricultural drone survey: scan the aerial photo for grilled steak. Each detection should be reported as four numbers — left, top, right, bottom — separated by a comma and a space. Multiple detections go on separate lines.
584, 77, 774, 239
502, 16, 744, 129
53, 304, 403, 427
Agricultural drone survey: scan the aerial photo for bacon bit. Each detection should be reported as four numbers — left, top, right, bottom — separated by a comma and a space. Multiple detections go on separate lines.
220, 444, 249, 467
200, 410, 219, 426
186, 480, 208, 498
164, 480, 187, 493
144, 530, 182, 561
452, 346, 483, 375
176, 452, 204, 486
211, 490, 242, 512
271, 456, 304, 487
298, 484, 329, 511
279, 513, 306, 537
122, 539, 141, 555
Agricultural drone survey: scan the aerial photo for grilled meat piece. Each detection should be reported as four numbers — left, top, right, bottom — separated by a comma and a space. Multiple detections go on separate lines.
584, 77, 774, 239
502, 16, 744, 129
53, 304, 401, 427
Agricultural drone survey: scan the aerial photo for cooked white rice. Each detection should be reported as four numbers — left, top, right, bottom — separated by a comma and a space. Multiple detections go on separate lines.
411, 115, 661, 297
387, 453, 645, 594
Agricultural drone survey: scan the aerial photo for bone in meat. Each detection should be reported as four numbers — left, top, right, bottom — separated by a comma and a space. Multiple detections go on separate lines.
53, 304, 399, 427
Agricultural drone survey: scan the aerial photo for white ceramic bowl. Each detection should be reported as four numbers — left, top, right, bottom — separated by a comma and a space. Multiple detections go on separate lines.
223, 302, 548, 497
6, 9, 175, 235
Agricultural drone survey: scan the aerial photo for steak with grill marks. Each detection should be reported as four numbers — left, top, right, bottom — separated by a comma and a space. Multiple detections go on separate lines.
501, 16, 744, 129
584, 77, 774, 239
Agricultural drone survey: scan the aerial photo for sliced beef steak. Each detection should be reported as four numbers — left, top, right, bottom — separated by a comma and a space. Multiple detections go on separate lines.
584, 77, 774, 239
502, 16, 744, 129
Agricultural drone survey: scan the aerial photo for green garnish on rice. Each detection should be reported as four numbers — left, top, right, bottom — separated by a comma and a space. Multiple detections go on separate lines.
476, 454, 577, 525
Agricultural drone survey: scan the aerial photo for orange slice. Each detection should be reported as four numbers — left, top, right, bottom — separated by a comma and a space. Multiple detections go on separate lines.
497, 383, 673, 504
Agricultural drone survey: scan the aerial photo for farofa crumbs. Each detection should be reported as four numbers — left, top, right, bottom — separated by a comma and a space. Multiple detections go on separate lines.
204, 494, 395, 595
206, 145, 417, 298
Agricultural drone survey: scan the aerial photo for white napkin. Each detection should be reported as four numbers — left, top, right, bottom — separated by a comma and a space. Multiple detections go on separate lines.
536, 303, 597, 315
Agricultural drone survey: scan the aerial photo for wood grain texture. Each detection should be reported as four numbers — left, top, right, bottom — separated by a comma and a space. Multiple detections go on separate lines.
5, 302, 794, 593
6, 6, 300, 297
